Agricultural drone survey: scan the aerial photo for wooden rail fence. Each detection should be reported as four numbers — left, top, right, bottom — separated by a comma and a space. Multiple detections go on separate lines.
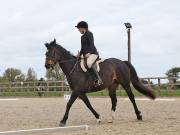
0, 77, 179, 96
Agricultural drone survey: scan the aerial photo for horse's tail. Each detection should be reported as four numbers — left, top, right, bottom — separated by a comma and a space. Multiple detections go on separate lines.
124, 61, 156, 100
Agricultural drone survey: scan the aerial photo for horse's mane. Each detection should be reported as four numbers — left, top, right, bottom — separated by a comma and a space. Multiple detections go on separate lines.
55, 43, 77, 59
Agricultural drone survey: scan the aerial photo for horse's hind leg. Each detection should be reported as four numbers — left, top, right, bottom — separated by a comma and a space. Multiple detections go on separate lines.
108, 85, 118, 123
79, 93, 101, 123
122, 84, 142, 120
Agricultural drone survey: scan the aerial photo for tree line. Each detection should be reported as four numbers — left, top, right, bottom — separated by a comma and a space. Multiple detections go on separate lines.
166, 67, 180, 77
0, 66, 65, 83
166, 67, 180, 83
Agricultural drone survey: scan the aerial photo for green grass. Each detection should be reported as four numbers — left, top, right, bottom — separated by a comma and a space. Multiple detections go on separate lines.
0, 91, 65, 97
87, 88, 180, 97
0, 88, 180, 97
87, 90, 143, 97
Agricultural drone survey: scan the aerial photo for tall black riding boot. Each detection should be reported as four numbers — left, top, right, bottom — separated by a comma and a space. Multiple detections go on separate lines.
91, 64, 103, 86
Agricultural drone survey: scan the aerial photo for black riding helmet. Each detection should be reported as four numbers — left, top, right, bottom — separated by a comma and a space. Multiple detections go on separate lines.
75, 21, 88, 29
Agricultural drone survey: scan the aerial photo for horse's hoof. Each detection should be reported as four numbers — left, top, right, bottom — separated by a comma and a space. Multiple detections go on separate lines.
137, 115, 143, 120
96, 116, 102, 124
108, 111, 115, 123
107, 117, 113, 123
59, 122, 66, 127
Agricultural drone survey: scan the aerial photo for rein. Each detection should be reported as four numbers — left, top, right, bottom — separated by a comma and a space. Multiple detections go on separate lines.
69, 60, 79, 75
57, 58, 80, 77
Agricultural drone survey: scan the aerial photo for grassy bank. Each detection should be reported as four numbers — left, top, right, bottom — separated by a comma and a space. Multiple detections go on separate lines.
0, 88, 180, 97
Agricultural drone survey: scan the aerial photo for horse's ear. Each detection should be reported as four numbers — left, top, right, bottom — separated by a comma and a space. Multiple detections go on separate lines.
45, 43, 49, 48
53, 39, 56, 44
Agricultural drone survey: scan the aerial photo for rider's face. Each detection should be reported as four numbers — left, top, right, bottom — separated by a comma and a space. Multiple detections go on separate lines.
78, 28, 86, 34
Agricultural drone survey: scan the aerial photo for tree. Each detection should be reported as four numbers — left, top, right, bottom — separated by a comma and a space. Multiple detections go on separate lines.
45, 64, 65, 81
3, 68, 25, 82
0, 76, 5, 83
46, 69, 57, 80
166, 67, 180, 83
26, 68, 37, 81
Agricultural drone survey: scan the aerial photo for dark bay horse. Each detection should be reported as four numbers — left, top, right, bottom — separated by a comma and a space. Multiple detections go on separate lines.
44, 39, 156, 126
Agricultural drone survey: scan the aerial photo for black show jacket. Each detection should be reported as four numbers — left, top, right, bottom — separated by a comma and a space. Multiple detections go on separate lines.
80, 30, 98, 56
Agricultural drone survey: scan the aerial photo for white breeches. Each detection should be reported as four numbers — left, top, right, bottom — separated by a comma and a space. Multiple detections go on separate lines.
85, 53, 98, 68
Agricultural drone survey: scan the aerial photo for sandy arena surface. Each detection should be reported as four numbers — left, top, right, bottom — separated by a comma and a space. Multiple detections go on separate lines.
0, 97, 180, 135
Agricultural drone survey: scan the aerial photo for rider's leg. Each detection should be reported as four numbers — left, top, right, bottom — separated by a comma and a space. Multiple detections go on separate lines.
86, 54, 103, 85
92, 63, 103, 85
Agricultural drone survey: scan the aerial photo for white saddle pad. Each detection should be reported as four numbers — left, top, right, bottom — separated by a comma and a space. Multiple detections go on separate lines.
80, 58, 105, 72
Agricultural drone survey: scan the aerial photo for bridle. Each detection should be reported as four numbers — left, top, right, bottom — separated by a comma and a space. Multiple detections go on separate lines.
46, 47, 79, 76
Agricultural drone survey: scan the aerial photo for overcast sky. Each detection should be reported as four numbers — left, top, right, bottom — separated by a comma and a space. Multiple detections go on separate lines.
0, 0, 179, 78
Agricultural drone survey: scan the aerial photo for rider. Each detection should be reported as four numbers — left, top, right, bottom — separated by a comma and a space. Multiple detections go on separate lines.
75, 21, 103, 86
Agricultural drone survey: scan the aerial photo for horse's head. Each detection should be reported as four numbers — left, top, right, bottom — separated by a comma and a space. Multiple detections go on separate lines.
44, 39, 60, 69
45, 39, 77, 70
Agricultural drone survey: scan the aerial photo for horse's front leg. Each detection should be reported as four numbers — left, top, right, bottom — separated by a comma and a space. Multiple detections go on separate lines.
59, 91, 79, 127
79, 93, 101, 123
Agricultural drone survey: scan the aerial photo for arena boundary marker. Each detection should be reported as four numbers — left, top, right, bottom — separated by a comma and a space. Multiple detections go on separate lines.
0, 125, 89, 135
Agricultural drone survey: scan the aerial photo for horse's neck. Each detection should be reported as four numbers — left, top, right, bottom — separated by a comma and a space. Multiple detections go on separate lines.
58, 55, 76, 77
59, 62, 73, 76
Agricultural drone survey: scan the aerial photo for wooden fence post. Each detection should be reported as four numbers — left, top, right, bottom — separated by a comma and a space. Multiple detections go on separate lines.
147, 79, 151, 88
158, 78, 161, 96
47, 81, 49, 91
